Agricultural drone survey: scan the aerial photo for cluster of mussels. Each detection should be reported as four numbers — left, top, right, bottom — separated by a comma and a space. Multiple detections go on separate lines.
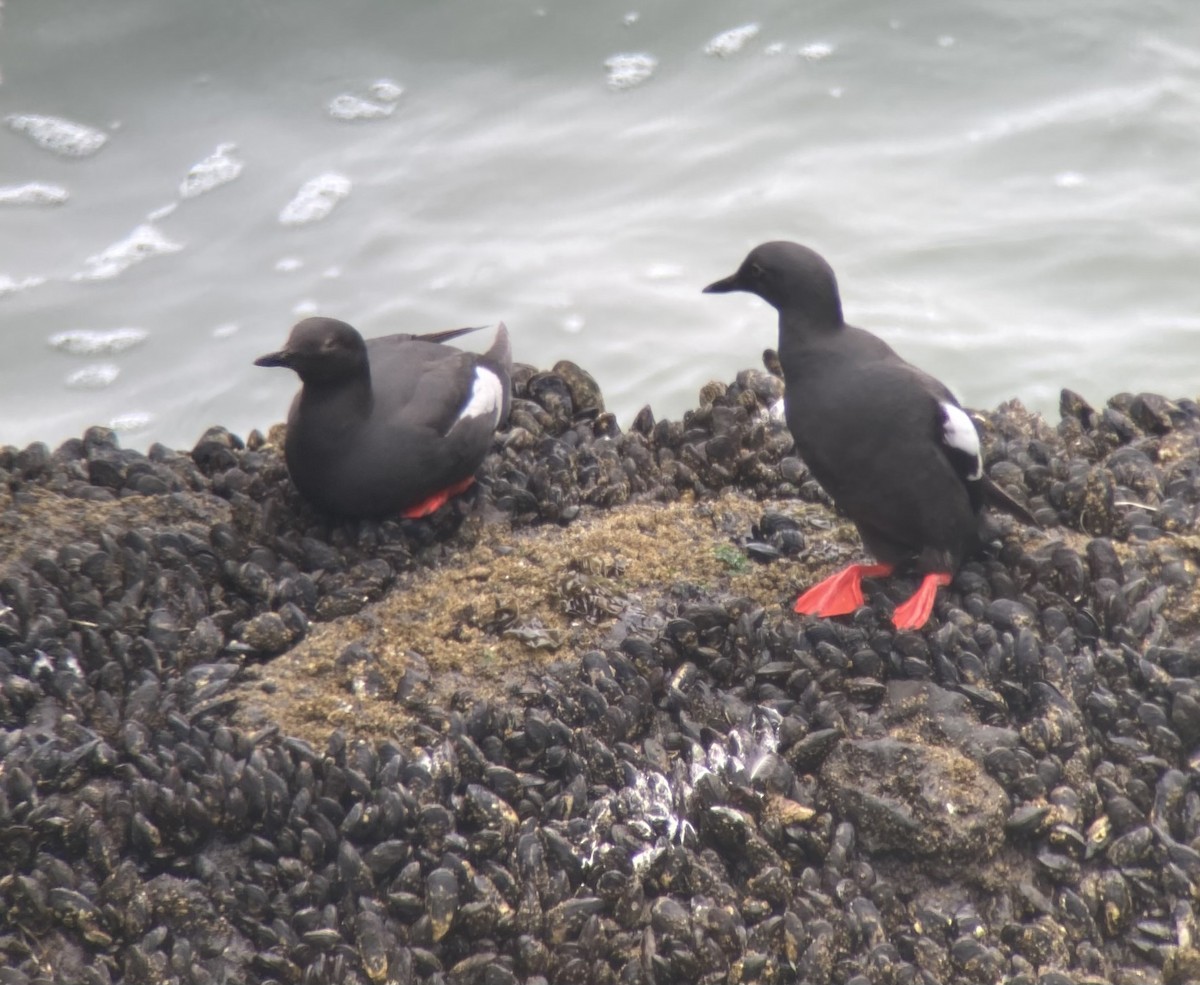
2, 359, 1200, 985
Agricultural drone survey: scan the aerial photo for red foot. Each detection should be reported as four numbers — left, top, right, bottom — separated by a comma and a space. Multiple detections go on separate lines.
400, 475, 476, 519
794, 563, 894, 618
891, 572, 953, 630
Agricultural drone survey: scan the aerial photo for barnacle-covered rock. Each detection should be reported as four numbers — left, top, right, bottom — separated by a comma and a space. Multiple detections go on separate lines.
821, 737, 1008, 861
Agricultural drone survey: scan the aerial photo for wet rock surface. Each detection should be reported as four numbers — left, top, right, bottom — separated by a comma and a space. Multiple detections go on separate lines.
821, 736, 1008, 861
1, 368, 1200, 983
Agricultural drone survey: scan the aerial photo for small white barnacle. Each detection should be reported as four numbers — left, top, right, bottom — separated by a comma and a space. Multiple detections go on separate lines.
940, 401, 982, 480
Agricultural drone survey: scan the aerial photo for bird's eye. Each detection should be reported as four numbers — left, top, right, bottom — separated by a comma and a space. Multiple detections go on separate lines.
749, 262, 765, 279
323, 336, 337, 349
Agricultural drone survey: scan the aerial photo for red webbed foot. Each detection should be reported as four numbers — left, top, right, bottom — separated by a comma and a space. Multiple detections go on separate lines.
794, 563, 894, 618
891, 572, 952, 630
400, 475, 476, 519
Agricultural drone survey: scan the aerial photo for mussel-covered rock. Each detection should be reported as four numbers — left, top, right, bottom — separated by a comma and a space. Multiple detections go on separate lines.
4, 366, 1200, 984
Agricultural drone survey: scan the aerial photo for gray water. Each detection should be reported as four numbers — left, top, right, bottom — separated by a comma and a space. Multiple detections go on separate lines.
1, 0, 1198, 452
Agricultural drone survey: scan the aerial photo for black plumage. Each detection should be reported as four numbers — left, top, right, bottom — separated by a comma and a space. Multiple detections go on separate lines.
255, 317, 511, 518
704, 240, 1034, 628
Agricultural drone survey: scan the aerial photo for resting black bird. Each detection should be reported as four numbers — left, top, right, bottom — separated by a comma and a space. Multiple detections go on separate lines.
255, 317, 511, 519
704, 241, 1035, 629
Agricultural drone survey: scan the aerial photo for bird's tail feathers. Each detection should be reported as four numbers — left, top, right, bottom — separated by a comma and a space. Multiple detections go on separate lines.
484, 322, 513, 374
415, 325, 488, 345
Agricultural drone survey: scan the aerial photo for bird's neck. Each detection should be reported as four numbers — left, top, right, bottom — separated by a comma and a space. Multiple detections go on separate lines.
777, 312, 844, 368
299, 368, 374, 421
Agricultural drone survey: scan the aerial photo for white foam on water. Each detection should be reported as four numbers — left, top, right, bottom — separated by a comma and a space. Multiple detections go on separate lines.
328, 94, 395, 121
0, 274, 46, 298
73, 224, 183, 282
369, 79, 404, 103
274, 256, 304, 273
6, 114, 108, 157
279, 173, 351, 225
1055, 171, 1086, 188
561, 313, 585, 334
604, 53, 657, 90
179, 143, 244, 198
110, 412, 153, 433
49, 327, 148, 355
643, 262, 683, 280
293, 299, 319, 316
763, 42, 785, 56
622, 11, 640, 26
327, 77, 404, 122
65, 364, 120, 389
145, 203, 177, 222
704, 23, 760, 57
212, 323, 239, 338
799, 41, 836, 60
322, 266, 342, 279
0, 182, 69, 206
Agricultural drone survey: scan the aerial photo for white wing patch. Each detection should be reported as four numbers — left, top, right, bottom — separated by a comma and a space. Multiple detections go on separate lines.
940, 402, 982, 480
452, 366, 504, 430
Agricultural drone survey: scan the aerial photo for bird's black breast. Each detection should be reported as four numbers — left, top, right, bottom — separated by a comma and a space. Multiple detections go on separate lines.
783, 356, 981, 569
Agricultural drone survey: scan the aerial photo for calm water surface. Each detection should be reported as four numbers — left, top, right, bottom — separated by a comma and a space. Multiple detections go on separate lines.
1, 0, 1198, 450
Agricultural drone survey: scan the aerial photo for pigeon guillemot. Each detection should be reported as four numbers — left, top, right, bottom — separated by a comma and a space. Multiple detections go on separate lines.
704, 240, 1036, 629
255, 317, 511, 519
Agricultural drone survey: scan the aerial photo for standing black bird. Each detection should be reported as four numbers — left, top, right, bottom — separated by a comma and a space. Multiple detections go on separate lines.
255, 317, 511, 519
704, 241, 1034, 629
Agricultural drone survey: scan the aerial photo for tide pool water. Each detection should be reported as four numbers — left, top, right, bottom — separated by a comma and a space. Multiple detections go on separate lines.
1, 0, 1197, 450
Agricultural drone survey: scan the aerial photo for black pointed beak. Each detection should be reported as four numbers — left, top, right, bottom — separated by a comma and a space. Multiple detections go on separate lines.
254, 349, 291, 368
702, 273, 741, 294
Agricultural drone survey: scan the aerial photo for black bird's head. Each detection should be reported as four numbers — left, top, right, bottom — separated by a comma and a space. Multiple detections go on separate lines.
703, 241, 844, 329
254, 317, 369, 385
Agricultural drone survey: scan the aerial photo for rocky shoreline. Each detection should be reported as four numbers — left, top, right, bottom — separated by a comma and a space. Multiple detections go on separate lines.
2, 358, 1200, 984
